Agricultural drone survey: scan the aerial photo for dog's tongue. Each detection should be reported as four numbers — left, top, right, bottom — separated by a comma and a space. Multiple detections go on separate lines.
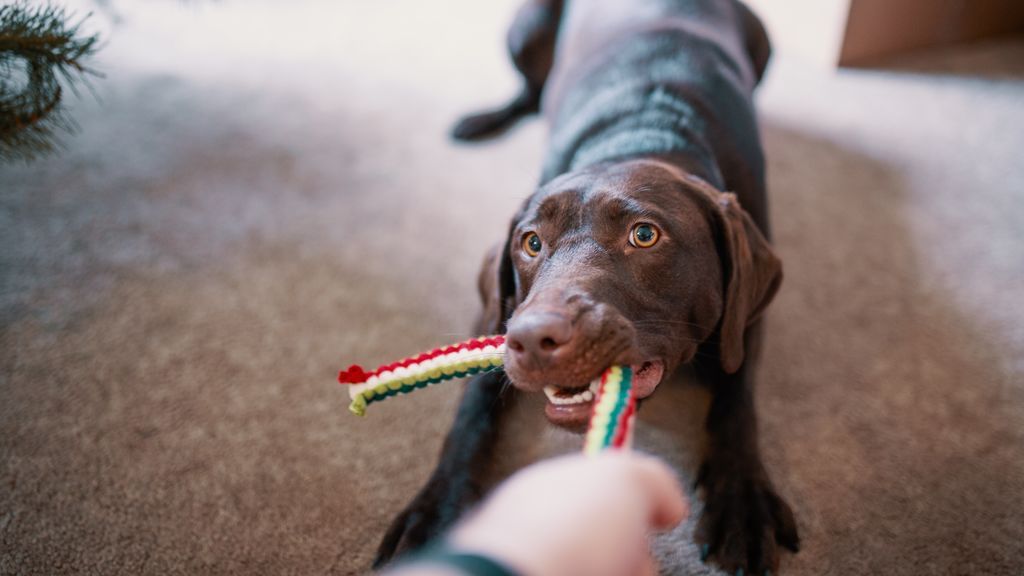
631, 360, 665, 399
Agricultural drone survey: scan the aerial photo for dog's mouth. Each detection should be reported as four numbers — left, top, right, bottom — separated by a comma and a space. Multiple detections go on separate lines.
541, 360, 665, 431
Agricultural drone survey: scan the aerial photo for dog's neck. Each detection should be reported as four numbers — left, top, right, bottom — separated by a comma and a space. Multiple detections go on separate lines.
542, 83, 724, 187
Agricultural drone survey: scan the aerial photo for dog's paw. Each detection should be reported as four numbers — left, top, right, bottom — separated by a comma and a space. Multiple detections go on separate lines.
695, 462, 800, 575
372, 485, 449, 569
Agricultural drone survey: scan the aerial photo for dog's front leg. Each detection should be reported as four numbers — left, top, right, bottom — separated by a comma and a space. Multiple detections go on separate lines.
372, 369, 512, 568
694, 323, 800, 575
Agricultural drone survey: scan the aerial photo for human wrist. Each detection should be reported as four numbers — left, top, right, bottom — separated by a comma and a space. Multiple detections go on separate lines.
385, 541, 522, 576
447, 515, 559, 576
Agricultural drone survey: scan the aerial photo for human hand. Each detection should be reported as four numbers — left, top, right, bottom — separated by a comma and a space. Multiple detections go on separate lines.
446, 452, 688, 576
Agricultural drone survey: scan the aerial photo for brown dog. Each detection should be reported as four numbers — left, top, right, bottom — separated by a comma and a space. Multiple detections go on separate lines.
375, 0, 799, 573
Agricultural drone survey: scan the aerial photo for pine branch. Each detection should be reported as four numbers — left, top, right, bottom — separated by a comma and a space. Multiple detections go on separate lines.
0, 2, 101, 162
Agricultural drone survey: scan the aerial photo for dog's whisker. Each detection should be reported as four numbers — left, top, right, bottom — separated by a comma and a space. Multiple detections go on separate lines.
632, 319, 713, 329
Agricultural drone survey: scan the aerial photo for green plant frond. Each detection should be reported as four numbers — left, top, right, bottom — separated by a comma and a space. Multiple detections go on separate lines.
0, 2, 101, 162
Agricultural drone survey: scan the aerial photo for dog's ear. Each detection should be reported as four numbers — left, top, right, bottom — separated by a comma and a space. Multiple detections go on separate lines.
711, 191, 783, 374
474, 219, 520, 336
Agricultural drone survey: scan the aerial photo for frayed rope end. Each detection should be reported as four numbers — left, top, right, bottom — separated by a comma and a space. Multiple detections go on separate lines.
348, 396, 368, 416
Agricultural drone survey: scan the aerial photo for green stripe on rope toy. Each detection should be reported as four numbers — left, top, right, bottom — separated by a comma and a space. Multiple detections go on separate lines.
337, 335, 637, 453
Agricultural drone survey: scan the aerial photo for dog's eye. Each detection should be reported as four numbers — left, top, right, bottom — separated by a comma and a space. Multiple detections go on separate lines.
522, 232, 542, 256
630, 223, 660, 248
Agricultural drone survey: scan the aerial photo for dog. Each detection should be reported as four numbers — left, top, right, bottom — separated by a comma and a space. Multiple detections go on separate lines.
373, 0, 799, 573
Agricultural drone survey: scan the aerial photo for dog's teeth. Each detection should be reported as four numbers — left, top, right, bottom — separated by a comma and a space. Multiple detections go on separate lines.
589, 380, 600, 394
543, 385, 598, 405
543, 386, 558, 403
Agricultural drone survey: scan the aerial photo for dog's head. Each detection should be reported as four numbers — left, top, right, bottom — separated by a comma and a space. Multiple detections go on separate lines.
477, 159, 781, 430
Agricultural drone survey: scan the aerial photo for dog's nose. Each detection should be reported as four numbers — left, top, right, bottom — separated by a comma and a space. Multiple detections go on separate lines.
506, 311, 573, 367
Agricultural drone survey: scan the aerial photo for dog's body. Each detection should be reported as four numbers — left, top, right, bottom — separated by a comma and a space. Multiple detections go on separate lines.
375, 1, 799, 573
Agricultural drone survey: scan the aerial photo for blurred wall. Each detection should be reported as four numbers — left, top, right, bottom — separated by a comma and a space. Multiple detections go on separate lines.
744, 0, 1024, 67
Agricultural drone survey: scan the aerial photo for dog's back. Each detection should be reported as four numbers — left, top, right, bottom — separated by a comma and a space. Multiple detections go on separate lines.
542, 0, 771, 228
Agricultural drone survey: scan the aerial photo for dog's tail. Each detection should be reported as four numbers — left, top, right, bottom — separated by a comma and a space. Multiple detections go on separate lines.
450, 88, 540, 142
737, 1, 772, 85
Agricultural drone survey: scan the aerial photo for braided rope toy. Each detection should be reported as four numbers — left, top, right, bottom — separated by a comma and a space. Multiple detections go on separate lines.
339, 335, 507, 417
338, 336, 636, 453
583, 365, 636, 455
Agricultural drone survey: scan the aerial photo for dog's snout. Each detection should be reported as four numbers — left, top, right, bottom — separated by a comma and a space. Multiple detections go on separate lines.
506, 311, 573, 366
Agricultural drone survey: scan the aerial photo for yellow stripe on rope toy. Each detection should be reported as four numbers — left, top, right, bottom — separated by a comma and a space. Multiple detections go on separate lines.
583, 365, 636, 454
338, 335, 636, 453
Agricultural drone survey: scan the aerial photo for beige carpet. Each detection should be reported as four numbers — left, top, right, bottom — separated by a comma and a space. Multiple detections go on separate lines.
2, 1, 1023, 574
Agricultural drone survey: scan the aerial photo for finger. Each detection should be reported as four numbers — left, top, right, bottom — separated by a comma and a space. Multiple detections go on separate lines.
634, 546, 658, 576
627, 454, 689, 530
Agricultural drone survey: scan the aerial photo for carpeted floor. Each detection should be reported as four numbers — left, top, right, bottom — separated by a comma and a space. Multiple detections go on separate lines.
2, 1, 1023, 574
